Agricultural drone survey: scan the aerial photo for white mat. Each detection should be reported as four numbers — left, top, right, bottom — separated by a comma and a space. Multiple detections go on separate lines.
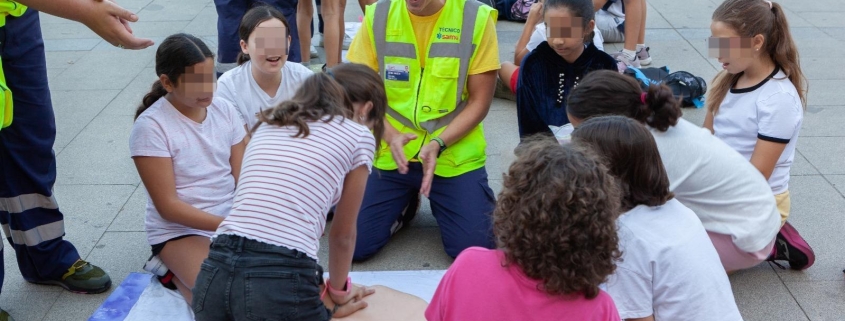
122, 270, 446, 321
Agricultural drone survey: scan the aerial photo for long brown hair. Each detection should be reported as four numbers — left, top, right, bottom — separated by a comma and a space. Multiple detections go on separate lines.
495, 138, 621, 299
572, 116, 674, 211
707, 0, 807, 114
253, 73, 351, 136
328, 63, 387, 147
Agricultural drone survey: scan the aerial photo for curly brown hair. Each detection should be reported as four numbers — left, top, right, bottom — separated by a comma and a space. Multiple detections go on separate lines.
494, 138, 622, 299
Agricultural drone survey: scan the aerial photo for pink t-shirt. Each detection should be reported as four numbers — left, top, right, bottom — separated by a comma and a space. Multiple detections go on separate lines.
426, 247, 621, 321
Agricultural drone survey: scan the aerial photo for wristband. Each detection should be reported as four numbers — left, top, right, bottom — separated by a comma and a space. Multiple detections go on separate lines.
327, 277, 351, 298
431, 137, 447, 157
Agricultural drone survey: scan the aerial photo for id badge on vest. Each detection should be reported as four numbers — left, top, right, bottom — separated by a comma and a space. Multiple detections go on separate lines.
385, 64, 410, 82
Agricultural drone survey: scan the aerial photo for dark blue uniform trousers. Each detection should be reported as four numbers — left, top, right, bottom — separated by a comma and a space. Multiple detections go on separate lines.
214, 0, 302, 70
0, 10, 82, 294
353, 162, 496, 261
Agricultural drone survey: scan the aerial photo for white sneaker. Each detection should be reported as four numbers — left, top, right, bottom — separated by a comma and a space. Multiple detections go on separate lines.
637, 47, 652, 66
310, 45, 319, 58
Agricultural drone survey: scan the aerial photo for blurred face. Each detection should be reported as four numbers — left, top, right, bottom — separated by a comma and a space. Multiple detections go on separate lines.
164, 57, 216, 109
241, 19, 290, 75
709, 21, 764, 75
544, 8, 591, 62
405, 0, 439, 16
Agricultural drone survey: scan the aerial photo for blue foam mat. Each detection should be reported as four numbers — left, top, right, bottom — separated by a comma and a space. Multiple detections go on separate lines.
88, 273, 151, 321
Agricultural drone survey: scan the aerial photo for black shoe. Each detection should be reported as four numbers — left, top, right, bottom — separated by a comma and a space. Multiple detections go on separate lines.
390, 193, 421, 235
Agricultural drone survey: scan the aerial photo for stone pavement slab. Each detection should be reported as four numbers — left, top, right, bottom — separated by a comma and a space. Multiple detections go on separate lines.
1, 0, 844, 320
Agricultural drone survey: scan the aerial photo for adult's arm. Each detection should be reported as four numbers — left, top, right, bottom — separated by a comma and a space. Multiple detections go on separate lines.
133, 157, 225, 231
17, 0, 153, 49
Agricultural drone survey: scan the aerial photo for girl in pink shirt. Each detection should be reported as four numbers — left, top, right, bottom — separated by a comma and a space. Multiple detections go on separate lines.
426, 139, 622, 321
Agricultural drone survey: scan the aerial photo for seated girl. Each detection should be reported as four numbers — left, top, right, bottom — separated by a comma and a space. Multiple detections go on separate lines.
572, 116, 742, 321
192, 63, 385, 320
496, 0, 604, 100
566, 70, 780, 272
514, 0, 618, 139
129, 33, 247, 303
426, 139, 622, 321
216, 5, 313, 134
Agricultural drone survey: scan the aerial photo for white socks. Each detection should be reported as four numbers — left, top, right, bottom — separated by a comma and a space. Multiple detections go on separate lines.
622, 48, 637, 61
636, 44, 646, 51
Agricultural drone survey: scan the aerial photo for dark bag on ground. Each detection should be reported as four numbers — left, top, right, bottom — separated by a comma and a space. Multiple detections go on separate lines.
624, 66, 707, 108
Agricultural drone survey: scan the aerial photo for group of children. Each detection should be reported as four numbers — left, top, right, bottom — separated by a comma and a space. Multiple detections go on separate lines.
126, 0, 812, 319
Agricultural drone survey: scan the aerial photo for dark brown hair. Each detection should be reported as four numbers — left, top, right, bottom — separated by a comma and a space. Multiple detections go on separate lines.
567, 70, 682, 132
254, 72, 351, 136
495, 137, 622, 299
237, 3, 290, 65
543, 0, 596, 44
571, 116, 673, 211
707, 0, 807, 113
328, 63, 387, 147
136, 33, 214, 120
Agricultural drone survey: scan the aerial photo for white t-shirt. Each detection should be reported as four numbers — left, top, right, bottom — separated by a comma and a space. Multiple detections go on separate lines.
652, 119, 780, 252
604, 199, 742, 321
714, 69, 802, 195
526, 22, 604, 54
215, 117, 376, 260
216, 60, 314, 129
129, 97, 246, 245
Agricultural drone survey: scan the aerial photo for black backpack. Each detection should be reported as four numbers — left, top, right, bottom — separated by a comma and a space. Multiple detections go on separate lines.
664, 71, 707, 108
623, 67, 707, 108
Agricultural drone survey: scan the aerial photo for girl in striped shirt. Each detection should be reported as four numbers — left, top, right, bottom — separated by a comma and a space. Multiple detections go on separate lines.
192, 63, 386, 320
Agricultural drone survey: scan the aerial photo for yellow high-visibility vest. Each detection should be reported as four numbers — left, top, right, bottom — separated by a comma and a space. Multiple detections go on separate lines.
364, 0, 495, 177
0, 1, 26, 129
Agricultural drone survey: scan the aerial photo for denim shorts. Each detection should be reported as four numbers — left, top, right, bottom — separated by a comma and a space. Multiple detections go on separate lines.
192, 234, 332, 321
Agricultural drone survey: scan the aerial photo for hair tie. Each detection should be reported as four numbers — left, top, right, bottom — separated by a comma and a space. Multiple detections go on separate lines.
640, 92, 648, 105
764, 0, 772, 9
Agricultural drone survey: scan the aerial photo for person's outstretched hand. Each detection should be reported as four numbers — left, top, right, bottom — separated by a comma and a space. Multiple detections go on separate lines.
329, 285, 376, 318
388, 133, 417, 174
84, 0, 154, 49
418, 141, 439, 198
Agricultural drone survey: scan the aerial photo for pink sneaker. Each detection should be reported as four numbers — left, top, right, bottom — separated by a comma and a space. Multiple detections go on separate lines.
767, 222, 815, 270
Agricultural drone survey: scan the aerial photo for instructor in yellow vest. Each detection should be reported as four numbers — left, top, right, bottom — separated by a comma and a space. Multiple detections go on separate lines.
0, 1, 152, 319
347, 0, 500, 260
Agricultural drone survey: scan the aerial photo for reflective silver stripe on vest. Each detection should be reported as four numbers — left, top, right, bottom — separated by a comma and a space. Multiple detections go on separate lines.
374, 0, 482, 133
0, 193, 58, 214
2, 221, 65, 247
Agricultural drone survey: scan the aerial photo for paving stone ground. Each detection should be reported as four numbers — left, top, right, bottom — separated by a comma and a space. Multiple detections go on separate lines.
2, 0, 844, 320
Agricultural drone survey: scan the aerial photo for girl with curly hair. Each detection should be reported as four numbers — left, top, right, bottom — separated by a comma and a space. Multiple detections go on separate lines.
572, 115, 741, 321
426, 139, 622, 321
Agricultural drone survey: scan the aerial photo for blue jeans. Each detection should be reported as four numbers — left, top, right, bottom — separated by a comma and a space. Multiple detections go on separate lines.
0, 10, 81, 294
193, 234, 331, 321
353, 163, 496, 261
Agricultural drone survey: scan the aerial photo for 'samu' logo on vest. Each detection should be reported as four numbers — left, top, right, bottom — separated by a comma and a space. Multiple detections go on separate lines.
436, 27, 461, 41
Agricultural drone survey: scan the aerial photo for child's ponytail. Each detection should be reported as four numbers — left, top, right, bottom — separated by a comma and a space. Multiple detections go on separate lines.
135, 33, 214, 121
136, 81, 168, 120
769, 2, 807, 107
643, 85, 682, 132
